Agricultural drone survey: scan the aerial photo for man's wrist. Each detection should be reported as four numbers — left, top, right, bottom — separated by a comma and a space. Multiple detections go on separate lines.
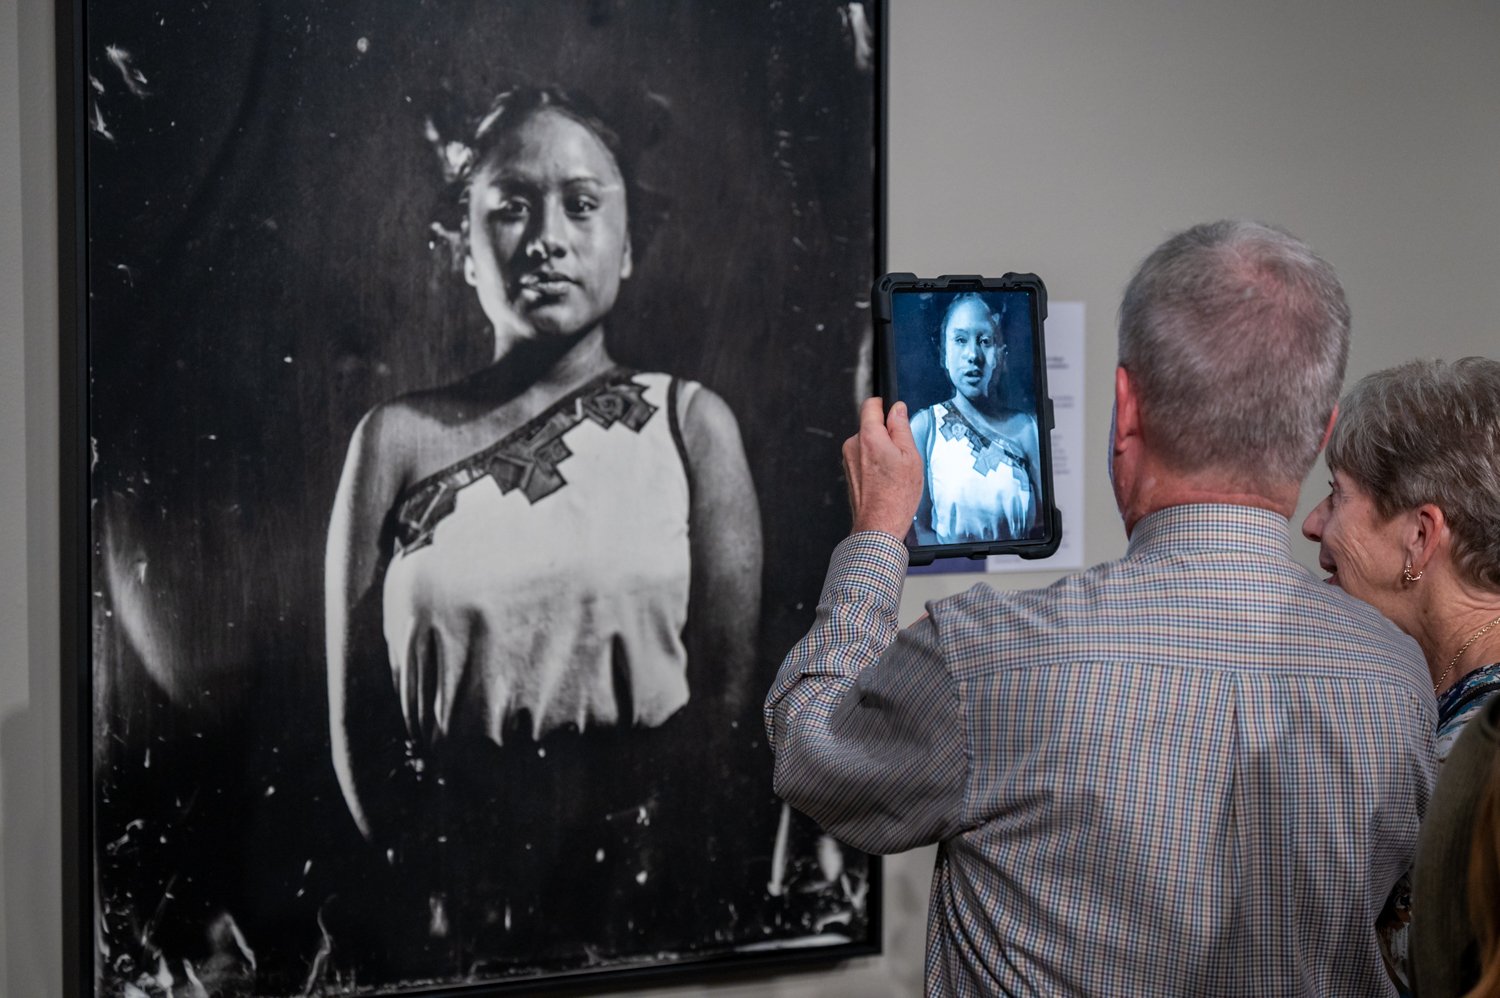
827, 531, 909, 610
850, 516, 912, 540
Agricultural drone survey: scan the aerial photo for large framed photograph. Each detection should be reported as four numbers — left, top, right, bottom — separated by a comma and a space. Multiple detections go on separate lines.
59, 2, 886, 994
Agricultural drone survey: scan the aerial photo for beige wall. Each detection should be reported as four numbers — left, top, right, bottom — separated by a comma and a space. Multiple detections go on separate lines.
4, 0, 1497, 993
4, 0, 65, 991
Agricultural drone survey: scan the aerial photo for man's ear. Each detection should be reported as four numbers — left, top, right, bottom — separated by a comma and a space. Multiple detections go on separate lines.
1114, 366, 1141, 451
1111, 365, 1144, 535
620, 235, 633, 281
1318, 403, 1339, 453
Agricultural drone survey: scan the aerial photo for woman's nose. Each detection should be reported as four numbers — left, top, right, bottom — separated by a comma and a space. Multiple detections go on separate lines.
1301, 500, 1327, 541
524, 201, 568, 260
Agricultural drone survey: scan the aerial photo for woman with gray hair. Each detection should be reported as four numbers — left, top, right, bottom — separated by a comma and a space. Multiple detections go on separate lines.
1302, 355, 1500, 995
1303, 356, 1500, 746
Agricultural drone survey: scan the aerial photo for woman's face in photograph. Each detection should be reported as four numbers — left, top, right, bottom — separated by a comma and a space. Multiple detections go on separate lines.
942, 298, 1001, 402
465, 108, 633, 341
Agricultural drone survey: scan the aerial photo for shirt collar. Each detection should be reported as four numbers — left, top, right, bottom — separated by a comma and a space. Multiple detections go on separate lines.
1126, 503, 1295, 561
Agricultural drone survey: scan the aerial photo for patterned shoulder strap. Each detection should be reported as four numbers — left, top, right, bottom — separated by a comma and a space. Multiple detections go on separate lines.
391, 368, 659, 553
938, 402, 1031, 474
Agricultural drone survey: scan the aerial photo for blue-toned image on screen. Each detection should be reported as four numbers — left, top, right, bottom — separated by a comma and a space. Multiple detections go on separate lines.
891, 288, 1045, 547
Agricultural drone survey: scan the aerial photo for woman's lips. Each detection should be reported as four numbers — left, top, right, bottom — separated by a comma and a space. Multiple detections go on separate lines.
518, 273, 576, 297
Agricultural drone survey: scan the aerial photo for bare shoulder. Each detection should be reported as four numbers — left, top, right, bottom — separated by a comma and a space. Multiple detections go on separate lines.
348, 394, 427, 455
676, 383, 760, 544
1001, 408, 1040, 449
680, 383, 744, 450
909, 404, 935, 438
341, 390, 455, 489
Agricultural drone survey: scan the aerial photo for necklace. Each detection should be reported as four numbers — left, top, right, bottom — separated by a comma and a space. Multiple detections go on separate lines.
1434, 611, 1500, 695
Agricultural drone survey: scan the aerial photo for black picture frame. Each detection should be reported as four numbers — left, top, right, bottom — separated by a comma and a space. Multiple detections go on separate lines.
59, 2, 887, 995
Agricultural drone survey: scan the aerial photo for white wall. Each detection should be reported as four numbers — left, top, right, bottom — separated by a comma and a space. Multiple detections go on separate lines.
895, 0, 1500, 619
4, 0, 1497, 994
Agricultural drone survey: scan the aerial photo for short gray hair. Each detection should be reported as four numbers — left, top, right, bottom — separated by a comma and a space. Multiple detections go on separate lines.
1327, 357, 1500, 593
1118, 220, 1351, 485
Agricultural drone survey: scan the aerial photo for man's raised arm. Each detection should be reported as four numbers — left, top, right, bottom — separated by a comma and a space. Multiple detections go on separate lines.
762, 400, 969, 854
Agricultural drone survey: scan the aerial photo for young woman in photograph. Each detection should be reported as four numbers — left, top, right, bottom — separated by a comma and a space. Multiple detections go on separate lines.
910, 292, 1041, 545
324, 86, 762, 964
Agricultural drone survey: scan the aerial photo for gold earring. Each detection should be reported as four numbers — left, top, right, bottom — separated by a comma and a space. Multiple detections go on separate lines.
1402, 562, 1423, 584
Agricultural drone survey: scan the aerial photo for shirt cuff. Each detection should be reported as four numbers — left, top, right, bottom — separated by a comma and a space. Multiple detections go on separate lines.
822, 530, 909, 613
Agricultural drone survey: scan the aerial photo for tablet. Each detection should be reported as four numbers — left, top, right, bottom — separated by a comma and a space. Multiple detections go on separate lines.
873, 273, 1062, 565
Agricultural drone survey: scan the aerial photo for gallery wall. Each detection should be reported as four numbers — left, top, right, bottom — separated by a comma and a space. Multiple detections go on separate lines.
4, 0, 1497, 994
891, 0, 1500, 625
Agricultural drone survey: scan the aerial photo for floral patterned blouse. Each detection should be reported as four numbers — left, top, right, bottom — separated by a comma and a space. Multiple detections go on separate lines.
1437, 662, 1500, 759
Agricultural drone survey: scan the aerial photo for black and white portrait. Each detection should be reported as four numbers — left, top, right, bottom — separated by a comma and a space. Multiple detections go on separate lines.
891, 290, 1045, 545
82, 2, 882, 992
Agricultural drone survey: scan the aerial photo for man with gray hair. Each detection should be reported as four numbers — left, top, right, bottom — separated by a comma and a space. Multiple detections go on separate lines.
765, 220, 1436, 995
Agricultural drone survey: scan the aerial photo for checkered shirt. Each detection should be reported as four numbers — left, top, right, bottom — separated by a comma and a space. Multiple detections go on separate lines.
765, 504, 1437, 997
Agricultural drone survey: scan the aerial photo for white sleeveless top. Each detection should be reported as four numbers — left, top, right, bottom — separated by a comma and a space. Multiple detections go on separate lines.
922, 400, 1034, 543
381, 370, 695, 747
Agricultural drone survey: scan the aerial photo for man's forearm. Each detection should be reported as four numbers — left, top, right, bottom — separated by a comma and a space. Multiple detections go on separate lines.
765, 532, 907, 750
764, 532, 967, 853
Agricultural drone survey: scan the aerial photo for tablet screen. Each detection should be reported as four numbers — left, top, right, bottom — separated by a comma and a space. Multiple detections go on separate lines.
888, 286, 1050, 550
